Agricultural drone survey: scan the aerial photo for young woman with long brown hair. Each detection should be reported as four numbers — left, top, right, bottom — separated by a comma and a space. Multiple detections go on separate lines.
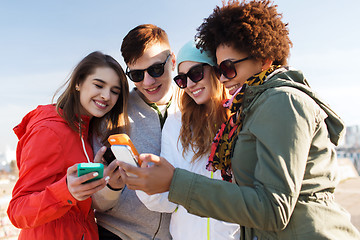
7, 51, 129, 240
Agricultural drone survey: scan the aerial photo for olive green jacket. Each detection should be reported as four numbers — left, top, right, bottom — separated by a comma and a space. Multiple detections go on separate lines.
168, 68, 360, 239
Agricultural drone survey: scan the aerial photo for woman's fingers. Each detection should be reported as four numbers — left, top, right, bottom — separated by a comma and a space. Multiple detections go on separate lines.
67, 163, 108, 201
94, 146, 107, 163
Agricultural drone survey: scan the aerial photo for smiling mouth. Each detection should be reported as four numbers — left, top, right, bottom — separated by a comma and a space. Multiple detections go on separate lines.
146, 86, 160, 92
94, 100, 107, 109
145, 85, 161, 93
192, 88, 203, 95
228, 84, 240, 92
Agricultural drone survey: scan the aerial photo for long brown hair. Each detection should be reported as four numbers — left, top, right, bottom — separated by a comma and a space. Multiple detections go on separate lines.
178, 67, 229, 162
54, 51, 129, 143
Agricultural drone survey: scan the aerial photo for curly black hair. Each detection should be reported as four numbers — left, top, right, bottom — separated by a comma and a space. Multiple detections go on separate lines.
196, 0, 292, 65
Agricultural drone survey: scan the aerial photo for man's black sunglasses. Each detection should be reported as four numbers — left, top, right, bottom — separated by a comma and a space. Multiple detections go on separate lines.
126, 54, 171, 82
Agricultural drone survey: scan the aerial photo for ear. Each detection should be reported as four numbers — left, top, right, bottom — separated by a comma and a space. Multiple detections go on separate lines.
170, 52, 176, 71
261, 59, 273, 71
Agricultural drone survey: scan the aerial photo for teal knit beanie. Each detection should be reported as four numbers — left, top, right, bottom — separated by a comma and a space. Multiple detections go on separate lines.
176, 40, 216, 71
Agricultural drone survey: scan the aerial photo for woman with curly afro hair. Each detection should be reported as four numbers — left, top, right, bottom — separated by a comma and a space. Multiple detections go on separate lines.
117, 1, 360, 239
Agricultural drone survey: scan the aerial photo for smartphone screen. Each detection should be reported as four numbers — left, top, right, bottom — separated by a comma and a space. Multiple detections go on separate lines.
103, 147, 116, 165
110, 145, 139, 167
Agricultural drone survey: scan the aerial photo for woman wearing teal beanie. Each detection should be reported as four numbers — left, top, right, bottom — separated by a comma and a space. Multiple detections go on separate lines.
136, 40, 240, 240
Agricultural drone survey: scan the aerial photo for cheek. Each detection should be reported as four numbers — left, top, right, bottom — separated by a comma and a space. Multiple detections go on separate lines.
110, 94, 120, 107
157, 75, 172, 90
162, 65, 173, 79
133, 82, 142, 88
78, 91, 87, 106
203, 88, 213, 102
184, 88, 191, 97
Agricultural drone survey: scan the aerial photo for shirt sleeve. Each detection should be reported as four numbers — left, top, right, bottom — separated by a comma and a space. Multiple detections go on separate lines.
7, 127, 77, 229
136, 190, 177, 213
91, 185, 122, 212
168, 90, 319, 230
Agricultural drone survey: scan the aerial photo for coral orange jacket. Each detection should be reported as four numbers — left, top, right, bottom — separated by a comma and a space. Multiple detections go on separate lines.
7, 105, 99, 240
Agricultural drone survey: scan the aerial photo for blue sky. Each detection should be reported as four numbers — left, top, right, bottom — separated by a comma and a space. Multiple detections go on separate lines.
1, 0, 360, 152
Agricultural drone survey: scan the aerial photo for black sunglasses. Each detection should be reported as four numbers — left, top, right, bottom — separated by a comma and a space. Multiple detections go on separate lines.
173, 63, 208, 89
126, 54, 171, 82
214, 56, 251, 79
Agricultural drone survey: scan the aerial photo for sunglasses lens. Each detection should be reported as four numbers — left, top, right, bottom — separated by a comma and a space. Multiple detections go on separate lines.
173, 75, 187, 88
148, 64, 165, 78
188, 65, 204, 82
220, 60, 236, 79
128, 70, 144, 82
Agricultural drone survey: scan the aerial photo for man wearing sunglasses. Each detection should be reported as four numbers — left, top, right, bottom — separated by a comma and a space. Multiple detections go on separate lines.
92, 24, 176, 240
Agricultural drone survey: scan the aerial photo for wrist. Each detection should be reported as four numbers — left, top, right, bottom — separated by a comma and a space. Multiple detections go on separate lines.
106, 183, 123, 191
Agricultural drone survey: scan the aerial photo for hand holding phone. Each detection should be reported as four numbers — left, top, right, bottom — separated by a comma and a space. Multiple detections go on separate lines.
67, 163, 106, 201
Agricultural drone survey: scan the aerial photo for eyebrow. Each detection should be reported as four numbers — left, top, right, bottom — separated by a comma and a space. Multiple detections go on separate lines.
94, 78, 121, 90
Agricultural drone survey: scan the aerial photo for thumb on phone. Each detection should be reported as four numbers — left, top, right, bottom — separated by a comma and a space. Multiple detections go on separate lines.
67, 163, 79, 176
94, 146, 107, 163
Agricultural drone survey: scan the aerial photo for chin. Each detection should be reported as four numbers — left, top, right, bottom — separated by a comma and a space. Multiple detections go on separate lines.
194, 100, 205, 105
92, 111, 107, 118
147, 95, 163, 104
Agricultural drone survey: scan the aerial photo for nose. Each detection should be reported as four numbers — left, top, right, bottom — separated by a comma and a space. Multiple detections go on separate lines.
219, 74, 228, 84
186, 77, 196, 88
142, 71, 156, 86
101, 89, 111, 101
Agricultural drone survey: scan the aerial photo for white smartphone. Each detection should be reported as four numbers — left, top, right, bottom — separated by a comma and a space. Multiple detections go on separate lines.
110, 145, 139, 167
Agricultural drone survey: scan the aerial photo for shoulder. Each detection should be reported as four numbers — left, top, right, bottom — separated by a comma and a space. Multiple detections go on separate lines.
28, 106, 71, 133
259, 86, 320, 113
128, 89, 146, 109
127, 89, 155, 116
245, 85, 326, 137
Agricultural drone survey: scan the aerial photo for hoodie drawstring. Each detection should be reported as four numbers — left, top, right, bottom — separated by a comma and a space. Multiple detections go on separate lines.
81, 136, 91, 163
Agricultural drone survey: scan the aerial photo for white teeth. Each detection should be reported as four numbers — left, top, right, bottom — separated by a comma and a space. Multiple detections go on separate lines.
147, 86, 158, 92
95, 101, 106, 107
193, 89, 202, 95
228, 85, 239, 91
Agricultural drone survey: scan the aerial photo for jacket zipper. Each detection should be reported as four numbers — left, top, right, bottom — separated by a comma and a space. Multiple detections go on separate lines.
152, 212, 163, 240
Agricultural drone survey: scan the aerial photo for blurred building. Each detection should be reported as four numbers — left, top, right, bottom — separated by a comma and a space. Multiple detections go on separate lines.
0, 146, 16, 173
344, 125, 360, 148
336, 125, 360, 175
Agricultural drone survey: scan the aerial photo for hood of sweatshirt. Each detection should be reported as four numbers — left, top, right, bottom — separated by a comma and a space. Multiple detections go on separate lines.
14, 104, 90, 140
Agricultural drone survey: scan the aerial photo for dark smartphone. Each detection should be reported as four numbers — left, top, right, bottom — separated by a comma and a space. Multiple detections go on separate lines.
103, 147, 116, 165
